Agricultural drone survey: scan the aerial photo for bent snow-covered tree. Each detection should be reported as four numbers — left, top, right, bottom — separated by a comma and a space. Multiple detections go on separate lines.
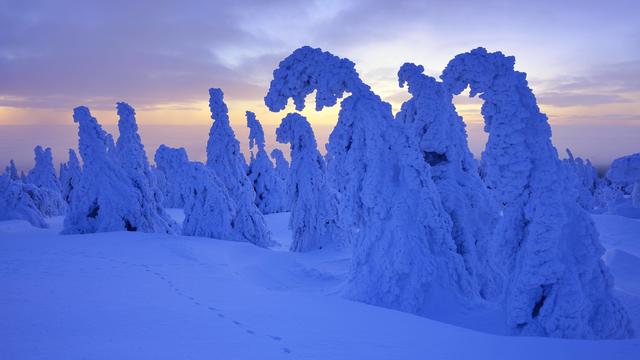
26, 146, 66, 216
63, 106, 176, 234
396, 63, 501, 300
154, 145, 191, 208
246, 111, 288, 214
206, 88, 272, 247
441, 47, 632, 339
266, 46, 478, 314
276, 112, 344, 251
115, 102, 178, 233
59, 149, 82, 204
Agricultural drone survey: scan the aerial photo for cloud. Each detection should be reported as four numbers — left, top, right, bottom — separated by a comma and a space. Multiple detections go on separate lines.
0, 0, 296, 109
536, 92, 632, 107
1, 0, 639, 120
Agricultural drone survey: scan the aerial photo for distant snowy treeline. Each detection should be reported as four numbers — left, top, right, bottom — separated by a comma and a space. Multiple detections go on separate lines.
1, 46, 638, 340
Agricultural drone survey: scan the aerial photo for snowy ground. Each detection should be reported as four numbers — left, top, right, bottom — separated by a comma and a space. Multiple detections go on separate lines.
1, 212, 639, 359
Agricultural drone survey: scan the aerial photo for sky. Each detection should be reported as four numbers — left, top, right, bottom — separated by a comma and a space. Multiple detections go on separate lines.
1, 0, 639, 171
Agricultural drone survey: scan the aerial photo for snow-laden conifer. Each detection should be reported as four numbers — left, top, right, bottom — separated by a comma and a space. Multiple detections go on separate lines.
563, 149, 599, 211
64, 106, 176, 234
26, 146, 66, 216
266, 46, 477, 313
115, 102, 178, 233
206, 88, 272, 247
606, 153, 640, 215
4, 160, 19, 181
276, 112, 344, 251
59, 149, 82, 204
154, 145, 191, 208
0, 172, 48, 228
246, 111, 287, 214
270, 148, 290, 184
441, 47, 632, 339
181, 162, 238, 239
396, 63, 501, 300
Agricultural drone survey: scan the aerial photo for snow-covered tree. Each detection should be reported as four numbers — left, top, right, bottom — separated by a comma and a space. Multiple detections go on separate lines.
396, 63, 501, 300
0, 172, 48, 228
27, 146, 60, 190
59, 149, 82, 204
246, 111, 287, 214
562, 149, 599, 211
206, 88, 272, 247
276, 112, 344, 251
181, 162, 238, 239
606, 153, 640, 215
154, 145, 191, 208
63, 106, 176, 234
26, 146, 66, 216
270, 148, 290, 184
4, 160, 19, 180
266, 46, 477, 313
114, 102, 178, 233
441, 47, 632, 339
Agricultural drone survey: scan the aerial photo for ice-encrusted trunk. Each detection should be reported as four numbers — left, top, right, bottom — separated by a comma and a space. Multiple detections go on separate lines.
206, 88, 272, 247
265, 46, 478, 313
246, 111, 288, 214
154, 145, 191, 208
441, 47, 633, 339
276, 112, 344, 252
26, 146, 66, 216
396, 63, 502, 300
59, 149, 82, 204
115, 102, 178, 233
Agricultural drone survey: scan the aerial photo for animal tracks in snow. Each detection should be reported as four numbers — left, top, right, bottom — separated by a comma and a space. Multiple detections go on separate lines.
135, 258, 293, 355
50, 250, 293, 356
